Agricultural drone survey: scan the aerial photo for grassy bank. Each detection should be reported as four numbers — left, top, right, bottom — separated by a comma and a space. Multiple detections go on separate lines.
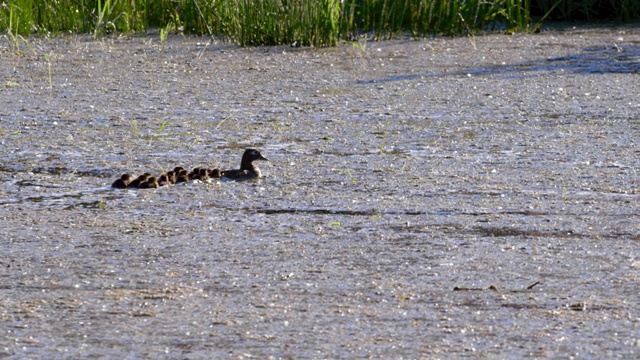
1, 0, 638, 46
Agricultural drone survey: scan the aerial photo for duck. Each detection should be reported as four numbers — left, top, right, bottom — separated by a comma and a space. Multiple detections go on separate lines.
221, 148, 269, 180
189, 167, 202, 180
138, 176, 159, 189
112, 173, 132, 188
158, 173, 171, 187
127, 173, 151, 188
165, 170, 177, 184
208, 168, 222, 178
198, 168, 210, 181
175, 169, 190, 183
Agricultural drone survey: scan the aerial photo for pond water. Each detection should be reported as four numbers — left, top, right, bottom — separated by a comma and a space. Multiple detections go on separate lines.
0, 25, 639, 358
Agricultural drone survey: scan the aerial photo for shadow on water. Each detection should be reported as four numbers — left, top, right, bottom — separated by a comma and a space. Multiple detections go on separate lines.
0, 187, 118, 208
0, 165, 113, 178
355, 44, 640, 85
470, 44, 640, 78
235, 206, 552, 217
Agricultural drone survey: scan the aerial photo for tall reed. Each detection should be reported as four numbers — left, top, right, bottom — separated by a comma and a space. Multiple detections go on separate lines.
1, 1, 638, 46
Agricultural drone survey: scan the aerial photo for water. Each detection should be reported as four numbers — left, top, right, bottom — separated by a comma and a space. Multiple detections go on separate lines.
0, 26, 639, 358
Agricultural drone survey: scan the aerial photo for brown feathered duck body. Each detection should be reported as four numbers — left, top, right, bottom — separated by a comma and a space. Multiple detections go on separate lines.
111, 149, 268, 188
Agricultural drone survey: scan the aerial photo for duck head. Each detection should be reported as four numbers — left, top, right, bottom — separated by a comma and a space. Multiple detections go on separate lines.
240, 148, 269, 170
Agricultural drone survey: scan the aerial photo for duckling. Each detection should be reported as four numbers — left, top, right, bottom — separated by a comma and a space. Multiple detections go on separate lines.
148, 176, 160, 188
198, 168, 209, 181
128, 173, 151, 188
173, 166, 185, 174
221, 149, 269, 180
208, 168, 222, 178
138, 176, 159, 189
189, 167, 202, 180
112, 173, 132, 188
158, 174, 171, 187
175, 170, 190, 183
166, 170, 177, 184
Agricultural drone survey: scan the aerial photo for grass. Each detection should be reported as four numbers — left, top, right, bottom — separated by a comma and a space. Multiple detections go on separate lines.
3, 2, 35, 55
159, 26, 169, 51
531, 0, 640, 22
131, 120, 139, 137
346, 168, 356, 184
94, 0, 121, 38
154, 121, 168, 141
1, 1, 638, 46
44, 53, 53, 89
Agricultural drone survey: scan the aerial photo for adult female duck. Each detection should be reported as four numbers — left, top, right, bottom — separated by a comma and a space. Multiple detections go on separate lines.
220, 149, 269, 180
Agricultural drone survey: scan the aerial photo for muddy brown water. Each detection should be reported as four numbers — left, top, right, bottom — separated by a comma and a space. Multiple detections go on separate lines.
1, 25, 639, 358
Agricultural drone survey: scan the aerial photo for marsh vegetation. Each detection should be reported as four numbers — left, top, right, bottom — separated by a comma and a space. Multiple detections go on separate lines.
2, 0, 639, 47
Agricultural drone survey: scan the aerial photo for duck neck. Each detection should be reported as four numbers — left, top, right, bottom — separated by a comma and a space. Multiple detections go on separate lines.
240, 156, 255, 171
242, 163, 260, 176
